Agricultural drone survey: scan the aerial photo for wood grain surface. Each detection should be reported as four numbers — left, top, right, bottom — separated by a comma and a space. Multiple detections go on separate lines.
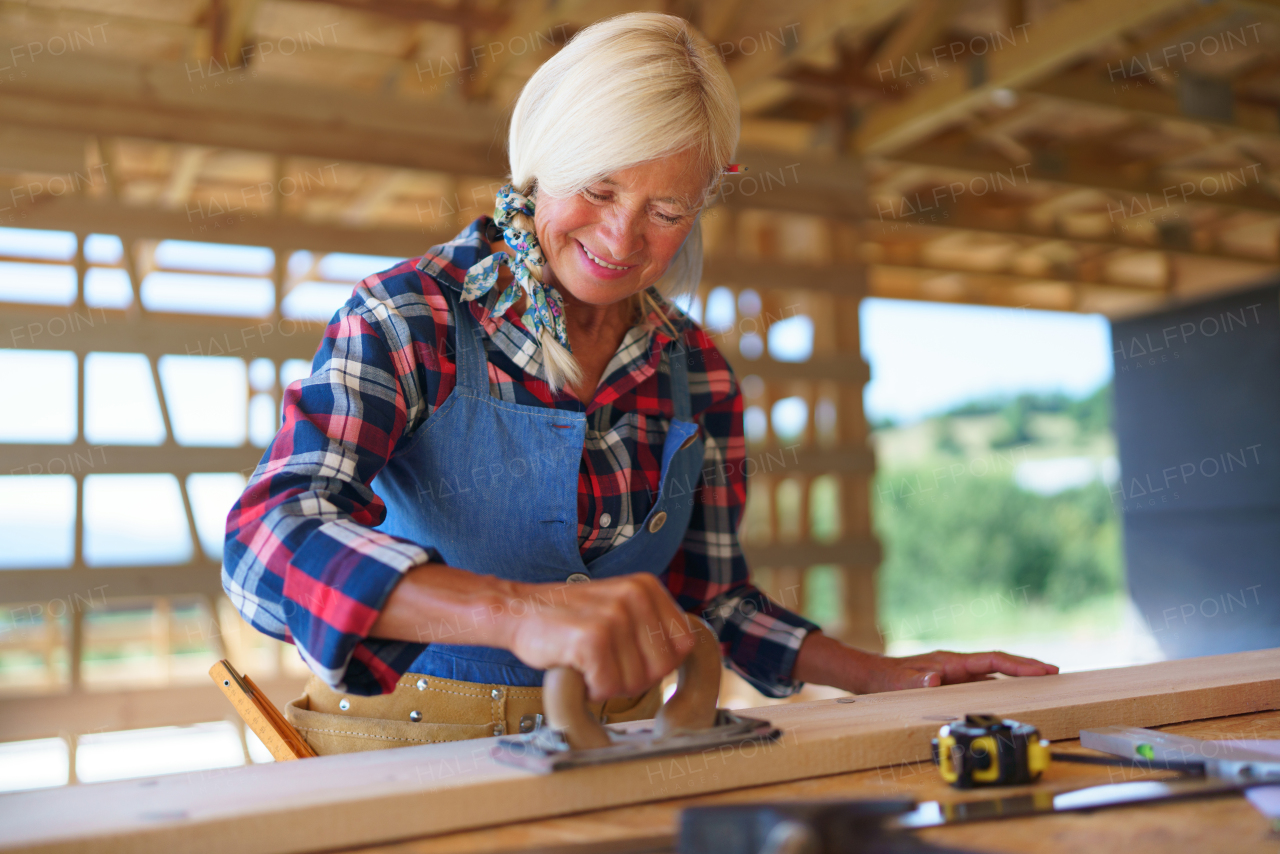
1, 648, 1276, 854
346, 710, 1280, 854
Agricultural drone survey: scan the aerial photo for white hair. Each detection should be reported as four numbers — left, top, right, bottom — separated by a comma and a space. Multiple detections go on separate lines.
501, 11, 740, 394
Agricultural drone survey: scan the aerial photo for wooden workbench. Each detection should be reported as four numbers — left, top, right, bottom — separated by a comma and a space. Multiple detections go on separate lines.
342, 709, 1280, 854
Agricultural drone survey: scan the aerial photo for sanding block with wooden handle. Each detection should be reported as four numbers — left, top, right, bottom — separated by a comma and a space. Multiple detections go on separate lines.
491, 615, 780, 773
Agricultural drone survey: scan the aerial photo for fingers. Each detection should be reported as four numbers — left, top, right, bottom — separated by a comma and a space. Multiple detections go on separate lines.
963, 651, 1059, 678
913, 669, 942, 689
555, 575, 693, 702
506, 575, 713, 703
926, 650, 1059, 683
635, 575, 689, 682
603, 600, 649, 701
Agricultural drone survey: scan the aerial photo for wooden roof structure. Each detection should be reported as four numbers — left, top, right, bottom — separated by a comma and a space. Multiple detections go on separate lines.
1, 0, 1279, 746
1, 0, 1277, 315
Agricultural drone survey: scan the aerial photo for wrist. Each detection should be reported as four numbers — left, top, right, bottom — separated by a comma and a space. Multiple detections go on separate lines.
792, 631, 890, 694
481, 579, 534, 648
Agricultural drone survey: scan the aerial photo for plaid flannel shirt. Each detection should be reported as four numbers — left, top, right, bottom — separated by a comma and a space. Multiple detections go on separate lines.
222, 216, 819, 697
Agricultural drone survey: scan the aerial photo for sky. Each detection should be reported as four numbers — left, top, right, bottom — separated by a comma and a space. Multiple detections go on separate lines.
859, 298, 1114, 424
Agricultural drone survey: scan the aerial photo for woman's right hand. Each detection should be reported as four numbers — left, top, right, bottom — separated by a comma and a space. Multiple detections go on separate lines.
499, 573, 699, 703
369, 563, 699, 703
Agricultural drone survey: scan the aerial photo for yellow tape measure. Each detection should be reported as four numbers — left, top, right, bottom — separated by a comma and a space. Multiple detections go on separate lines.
209, 659, 317, 761
931, 714, 1050, 788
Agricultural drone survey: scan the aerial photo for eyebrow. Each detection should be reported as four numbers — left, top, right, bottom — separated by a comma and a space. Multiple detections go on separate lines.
598, 177, 693, 208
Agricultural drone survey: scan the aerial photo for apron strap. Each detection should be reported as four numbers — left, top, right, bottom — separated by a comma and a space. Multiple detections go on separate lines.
451, 286, 490, 396
668, 317, 692, 422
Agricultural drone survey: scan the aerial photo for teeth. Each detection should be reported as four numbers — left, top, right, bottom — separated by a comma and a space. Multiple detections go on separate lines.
583, 244, 628, 270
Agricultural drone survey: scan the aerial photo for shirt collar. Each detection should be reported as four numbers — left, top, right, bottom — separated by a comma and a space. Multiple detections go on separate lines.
416, 215, 685, 349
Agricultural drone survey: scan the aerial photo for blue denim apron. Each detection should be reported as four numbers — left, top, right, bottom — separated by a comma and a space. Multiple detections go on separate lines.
371, 285, 705, 686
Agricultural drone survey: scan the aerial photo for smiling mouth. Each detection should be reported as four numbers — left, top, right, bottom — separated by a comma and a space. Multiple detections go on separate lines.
579, 241, 634, 271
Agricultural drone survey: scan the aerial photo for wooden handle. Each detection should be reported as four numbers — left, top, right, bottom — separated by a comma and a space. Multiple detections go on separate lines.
653, 616, 721, 736
543, 616, 721, 750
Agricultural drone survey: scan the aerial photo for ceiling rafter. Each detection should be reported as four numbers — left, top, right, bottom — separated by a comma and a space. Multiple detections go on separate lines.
850, 0, 1197, 155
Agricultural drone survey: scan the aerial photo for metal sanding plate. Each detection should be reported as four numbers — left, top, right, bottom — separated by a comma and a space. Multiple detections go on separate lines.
490, 709, 781, 773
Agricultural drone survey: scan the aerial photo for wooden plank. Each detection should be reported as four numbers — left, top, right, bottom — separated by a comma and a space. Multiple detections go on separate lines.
342, 709, 1280, 854
1, 648, 1275, 854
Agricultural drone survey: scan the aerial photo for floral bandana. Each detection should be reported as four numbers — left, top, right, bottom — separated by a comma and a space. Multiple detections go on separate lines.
460, 183, 571, 353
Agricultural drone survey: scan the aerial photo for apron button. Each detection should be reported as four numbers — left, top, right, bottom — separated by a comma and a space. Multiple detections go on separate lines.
416, 678, 428, 691
338, 699, 350, 711
648, 510, 668, 533
566, 572, 590, 584
409, 710, 422, 722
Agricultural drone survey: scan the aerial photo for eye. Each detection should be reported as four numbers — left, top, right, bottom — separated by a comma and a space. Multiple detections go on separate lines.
652, 209, 684, 225
582, 188, 609, 202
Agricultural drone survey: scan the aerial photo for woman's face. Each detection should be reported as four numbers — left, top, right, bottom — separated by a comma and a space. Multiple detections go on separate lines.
533, 148, 707, 308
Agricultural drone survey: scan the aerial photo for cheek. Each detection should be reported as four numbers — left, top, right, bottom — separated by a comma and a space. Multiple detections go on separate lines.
541, 199, 600, 247
651, 230, 692, 265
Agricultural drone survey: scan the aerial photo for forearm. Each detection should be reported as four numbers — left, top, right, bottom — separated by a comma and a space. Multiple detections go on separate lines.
368, 561, 528, 648
790, 630, 882, 694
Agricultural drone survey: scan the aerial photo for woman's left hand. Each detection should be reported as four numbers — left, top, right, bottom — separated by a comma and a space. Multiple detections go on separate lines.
855, 649, 1060, 693
791, 631, 1059, 695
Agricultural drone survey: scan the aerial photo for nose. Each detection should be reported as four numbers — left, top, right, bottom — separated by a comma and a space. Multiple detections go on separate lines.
596, 204, 644, 263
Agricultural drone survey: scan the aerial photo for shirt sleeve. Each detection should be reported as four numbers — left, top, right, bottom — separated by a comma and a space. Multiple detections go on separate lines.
662, 329, 821, 698
222, 266, 451, 696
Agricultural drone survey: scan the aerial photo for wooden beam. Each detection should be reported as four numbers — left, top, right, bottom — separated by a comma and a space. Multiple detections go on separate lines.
0, 677, 308, 742
0, 46, 864, 225
0, 564, 225, 603
0, 649, 1274, 854
6, 200, 867, 299
0, 126, 90, 174
882, 143, 1280, 215
0, 444, 266, 478
0, 306, 324, 362
703, 256, 864, 296
723, 351, 871, 385
730, 0, 911, 95
866, 0, 964, 77
744, 445, 876, 477
871, 259, 1176, 292
206, 0, 262, 69
1027, 69, 1280, 140
288, 0, 508, 29
160, 146, 213, 209
0, 47, 505, 176
852, 0, 1195, 154
744, 538, 881, 569
10, 196, 444, 256
863, 214, 1280, 266
716, 149, 862, 221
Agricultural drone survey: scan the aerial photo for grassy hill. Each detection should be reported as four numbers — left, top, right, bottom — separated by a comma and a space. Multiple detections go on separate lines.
868, 384, 1123, 643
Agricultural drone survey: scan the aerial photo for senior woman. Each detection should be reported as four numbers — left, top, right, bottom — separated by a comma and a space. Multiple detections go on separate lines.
223, 12, 1057, 755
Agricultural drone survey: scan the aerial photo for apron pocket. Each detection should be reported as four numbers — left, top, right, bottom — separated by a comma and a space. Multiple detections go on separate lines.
284, 693, 495, 756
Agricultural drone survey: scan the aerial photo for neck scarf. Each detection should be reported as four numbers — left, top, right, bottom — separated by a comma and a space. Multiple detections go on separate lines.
460, 183, 571, 354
